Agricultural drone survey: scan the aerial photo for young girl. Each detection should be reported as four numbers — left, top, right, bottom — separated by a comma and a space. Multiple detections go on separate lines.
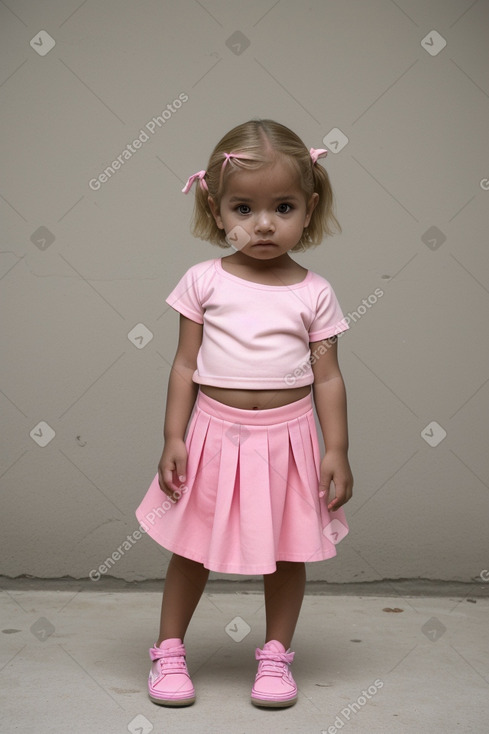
136, 119, 353, 709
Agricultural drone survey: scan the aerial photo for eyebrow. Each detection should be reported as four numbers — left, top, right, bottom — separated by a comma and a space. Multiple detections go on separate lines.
228, 195, 300, 203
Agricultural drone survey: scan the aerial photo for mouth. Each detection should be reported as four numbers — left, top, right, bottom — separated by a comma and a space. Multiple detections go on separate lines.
252, 241, 276, 246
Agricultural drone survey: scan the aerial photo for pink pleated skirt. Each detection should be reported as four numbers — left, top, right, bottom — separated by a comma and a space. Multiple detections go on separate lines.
135, 390, 348, 575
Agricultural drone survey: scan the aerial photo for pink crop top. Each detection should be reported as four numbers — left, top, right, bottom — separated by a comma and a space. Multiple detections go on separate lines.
166, 258, 349, 389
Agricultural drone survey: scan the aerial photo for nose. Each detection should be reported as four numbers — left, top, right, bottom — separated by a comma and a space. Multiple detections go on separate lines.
254, 211, 275, 233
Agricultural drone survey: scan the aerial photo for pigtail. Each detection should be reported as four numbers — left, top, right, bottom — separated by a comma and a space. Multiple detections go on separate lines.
296, 160, 341, 250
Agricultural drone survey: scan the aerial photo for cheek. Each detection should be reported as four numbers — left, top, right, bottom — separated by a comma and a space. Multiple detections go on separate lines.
290, 212, 308, 230
218, 208, 234, 226
224, 213, 245, 232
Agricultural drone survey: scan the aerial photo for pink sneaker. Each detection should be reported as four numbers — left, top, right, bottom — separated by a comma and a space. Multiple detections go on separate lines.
251, 640, 298, 707
148, 638, 195, 706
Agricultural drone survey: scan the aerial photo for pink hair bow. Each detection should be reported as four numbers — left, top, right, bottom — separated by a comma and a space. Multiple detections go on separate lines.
221, 152, 253, 171
309, 148, 328, 164
182, 170, 208, 194
222, 152, 236, 167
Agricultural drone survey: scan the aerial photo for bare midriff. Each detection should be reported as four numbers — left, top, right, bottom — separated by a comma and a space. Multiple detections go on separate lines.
199, 384, 311, 410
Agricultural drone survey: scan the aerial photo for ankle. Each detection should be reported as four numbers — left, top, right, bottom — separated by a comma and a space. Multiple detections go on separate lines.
156, 636, 184, 648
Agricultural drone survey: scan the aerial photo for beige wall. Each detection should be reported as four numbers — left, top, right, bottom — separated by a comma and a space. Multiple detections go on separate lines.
2, 0, 488, 584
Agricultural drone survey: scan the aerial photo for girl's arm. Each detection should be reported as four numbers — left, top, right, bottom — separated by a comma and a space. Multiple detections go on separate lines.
158, 314, 203, 496
311, 338, 353, 510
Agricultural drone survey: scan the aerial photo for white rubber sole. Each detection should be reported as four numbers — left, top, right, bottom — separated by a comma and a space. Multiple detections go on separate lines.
149, 693, 195, 707
251, 695, 297, 708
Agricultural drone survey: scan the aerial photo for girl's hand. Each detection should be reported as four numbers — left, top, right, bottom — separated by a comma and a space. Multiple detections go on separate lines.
158, 438, 188, 499
319, 450, 353, 511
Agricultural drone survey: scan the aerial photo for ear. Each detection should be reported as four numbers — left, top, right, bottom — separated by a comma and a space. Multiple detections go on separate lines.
304, 192, 319, 228
208, 196, 224, 229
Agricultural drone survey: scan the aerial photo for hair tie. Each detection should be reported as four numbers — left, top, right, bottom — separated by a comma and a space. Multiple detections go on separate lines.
182, 170, 208, 194
310, 148, 328, 164
221, 151, 258, 171
221, 152, 245, 172
183, 150, 327, 193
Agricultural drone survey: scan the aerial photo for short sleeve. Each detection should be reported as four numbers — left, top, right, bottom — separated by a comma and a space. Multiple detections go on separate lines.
165, 264, 205, 324
308, 279, 349, 342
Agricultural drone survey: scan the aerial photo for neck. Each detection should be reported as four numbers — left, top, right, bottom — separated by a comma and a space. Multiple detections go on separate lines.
226, 251, 293, 270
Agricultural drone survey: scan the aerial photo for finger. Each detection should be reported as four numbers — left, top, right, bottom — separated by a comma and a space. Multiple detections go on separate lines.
319, 474, 333, 500
157, 467, 166, 492
328, 496, 341, 510
328, 480, 350, 510
327, 480, 338, 509
175, 457, 187, 484
161, 467, 177, 496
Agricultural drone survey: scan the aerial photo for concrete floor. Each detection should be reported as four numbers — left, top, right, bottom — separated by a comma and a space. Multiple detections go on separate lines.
0, 580, 488, 734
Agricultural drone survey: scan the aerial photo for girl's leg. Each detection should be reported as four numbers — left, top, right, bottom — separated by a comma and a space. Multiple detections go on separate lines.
157, 553, 209, 645
263, 561, 306, 649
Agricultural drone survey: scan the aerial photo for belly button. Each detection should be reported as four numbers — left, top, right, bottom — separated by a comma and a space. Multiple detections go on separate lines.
252, 406, 259, 410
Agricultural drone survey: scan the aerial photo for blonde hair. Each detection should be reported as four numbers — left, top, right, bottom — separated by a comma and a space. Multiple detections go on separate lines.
188, 119, 341, 250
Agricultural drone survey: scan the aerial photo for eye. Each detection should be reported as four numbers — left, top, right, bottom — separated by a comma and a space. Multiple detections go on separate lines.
277, 203, 292, 214
236, 204, 251, 215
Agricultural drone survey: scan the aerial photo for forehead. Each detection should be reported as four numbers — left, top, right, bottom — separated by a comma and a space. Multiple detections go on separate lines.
223, 159, 303, 198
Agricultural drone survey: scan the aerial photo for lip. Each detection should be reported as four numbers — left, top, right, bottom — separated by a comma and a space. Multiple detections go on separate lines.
252, 241, 276, 246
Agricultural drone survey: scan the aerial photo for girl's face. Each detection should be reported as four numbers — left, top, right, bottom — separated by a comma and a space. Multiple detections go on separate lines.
209, 159, 318, 260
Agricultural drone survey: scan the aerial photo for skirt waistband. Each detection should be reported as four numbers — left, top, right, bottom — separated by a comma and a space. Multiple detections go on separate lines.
195, 389, 313, 426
